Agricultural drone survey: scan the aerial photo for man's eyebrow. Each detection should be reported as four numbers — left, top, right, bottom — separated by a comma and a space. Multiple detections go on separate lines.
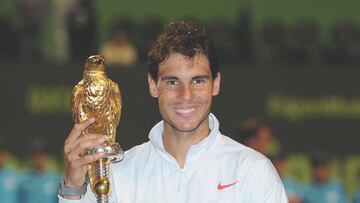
192, 75, 210, 80
160, 76, 179, 81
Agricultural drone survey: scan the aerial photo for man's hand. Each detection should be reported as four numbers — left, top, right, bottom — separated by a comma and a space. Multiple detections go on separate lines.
63, 118, 107, 199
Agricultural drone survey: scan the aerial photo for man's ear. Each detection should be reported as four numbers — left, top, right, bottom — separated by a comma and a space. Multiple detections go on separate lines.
148, 73, 158, 98
212, 72, 221, 96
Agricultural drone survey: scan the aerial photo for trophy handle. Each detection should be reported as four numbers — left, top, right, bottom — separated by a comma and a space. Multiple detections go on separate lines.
88, 143, 124, 163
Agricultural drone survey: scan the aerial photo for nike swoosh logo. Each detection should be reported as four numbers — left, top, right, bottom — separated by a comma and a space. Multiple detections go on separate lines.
217, 181, 239, 190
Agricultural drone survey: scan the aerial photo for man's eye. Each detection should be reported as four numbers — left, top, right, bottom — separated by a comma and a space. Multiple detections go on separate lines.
193, 79, 206, 84
167, 80, 178, 85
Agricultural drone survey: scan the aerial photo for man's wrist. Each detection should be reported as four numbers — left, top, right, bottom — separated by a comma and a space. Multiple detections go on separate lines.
59, 178, 87, 199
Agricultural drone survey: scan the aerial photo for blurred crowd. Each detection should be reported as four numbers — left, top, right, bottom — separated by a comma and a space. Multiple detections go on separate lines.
1, 119, 360, 202
0, 138, 59, 203
236, 118, 360, 203
1, 0, 360, 66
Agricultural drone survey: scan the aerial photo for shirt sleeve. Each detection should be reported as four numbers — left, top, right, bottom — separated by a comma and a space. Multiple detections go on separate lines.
248, 158, 288, 203
58, 195, 83, 203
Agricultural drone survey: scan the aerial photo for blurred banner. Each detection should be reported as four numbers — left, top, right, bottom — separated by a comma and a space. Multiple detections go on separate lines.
1, 63, 360, 156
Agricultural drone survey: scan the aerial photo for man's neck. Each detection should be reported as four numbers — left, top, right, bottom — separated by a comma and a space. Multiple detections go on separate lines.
162, 124, 210, 168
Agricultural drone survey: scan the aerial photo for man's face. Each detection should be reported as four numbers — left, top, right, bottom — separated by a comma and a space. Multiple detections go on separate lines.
314, 163, 331, 184
255, 126, 272, 154
33, 152, 49, 171
273, 159, 286, 178
148, 52, 220, 134
0, 150, 7, 167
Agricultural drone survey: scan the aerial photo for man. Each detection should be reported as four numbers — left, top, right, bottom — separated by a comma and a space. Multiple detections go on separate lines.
99, 19, 138, 66
19, 137, 59, 203
302, 150, 349, 203
271, 153, 303, 203
236, 118, 273, 156
0, 141, 19, 203
354, 188, 360, 203
59, 20, 287, 202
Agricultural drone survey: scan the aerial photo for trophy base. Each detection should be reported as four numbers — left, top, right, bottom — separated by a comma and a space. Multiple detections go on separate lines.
88, 143, 124, 163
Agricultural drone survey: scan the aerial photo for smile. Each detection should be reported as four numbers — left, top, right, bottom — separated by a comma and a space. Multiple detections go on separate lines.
174, 107, 196, 115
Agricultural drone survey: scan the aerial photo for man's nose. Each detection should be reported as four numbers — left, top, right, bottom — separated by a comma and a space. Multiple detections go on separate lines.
178, 84, 192, 100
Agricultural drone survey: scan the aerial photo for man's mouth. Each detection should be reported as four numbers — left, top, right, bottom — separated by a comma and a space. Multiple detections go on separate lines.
173, 107, 196, 115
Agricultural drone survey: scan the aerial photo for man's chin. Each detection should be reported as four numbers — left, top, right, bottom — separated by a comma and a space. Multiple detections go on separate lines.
176, 126, 198, 133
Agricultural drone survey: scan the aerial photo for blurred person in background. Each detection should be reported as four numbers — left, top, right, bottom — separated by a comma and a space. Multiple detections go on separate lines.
18, 137, 59, 203
236, 118, 273, 156
0, 17, 20, 60
355, 189, 360, 203
17, 0, 49, 61
303, 150, 349, 203
271, 152, 303, 203
353, 171, 360, 203
67, 0, 97, 62
49, 0, 77, 63
99, 19, 138, 66
135, 17, 164, 60
0, 141, 19, 203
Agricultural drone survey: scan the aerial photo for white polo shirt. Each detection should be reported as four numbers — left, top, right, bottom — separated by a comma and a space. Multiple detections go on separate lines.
59, 113, 287, 203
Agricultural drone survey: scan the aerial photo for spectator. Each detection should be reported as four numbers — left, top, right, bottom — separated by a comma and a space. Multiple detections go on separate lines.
259, 20, 288, 65
67, 0, 97, 62
17, 0, 49, 61
135, 17, 163, 61
236, 118, 273, 156
271, 153, 303, 203
287, 20, 322, 64
330, 22, 360, 64
0, 141, 19, 203
100, 19, 138, 66
18, 138, 59, 203
354, 188, 360, 203
236, 6, 254, 63
303, 150, 349, 203
49, 0, 77, 63
0, 17, 19, 60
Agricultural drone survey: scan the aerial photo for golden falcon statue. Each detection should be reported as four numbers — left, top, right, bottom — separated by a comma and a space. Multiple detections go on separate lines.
72, 55, 123, 203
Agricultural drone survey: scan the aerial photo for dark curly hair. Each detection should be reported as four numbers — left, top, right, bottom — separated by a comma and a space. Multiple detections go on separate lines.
147, 20, 219, 81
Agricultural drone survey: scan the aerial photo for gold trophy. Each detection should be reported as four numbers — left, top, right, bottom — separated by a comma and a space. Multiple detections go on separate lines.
71, 55, 124, 203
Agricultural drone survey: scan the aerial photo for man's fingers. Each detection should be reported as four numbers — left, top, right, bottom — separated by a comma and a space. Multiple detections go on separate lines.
64, 134, 108, 154
67, 136, 107, 158
74, 153, 104, 167
66, 118, 96, 144
66, 152, 103, 171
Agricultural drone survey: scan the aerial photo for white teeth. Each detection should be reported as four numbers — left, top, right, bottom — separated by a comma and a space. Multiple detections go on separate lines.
174, 108, 195, 114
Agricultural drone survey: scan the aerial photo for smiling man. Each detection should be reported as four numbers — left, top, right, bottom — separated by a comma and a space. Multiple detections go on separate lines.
147, 52, 220, 168
59, 21, 287, 202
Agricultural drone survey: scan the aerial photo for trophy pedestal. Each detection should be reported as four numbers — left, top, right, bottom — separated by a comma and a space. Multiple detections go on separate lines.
87, 143, 123, 203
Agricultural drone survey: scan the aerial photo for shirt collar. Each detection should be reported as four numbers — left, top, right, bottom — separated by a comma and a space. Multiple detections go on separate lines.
148, 113, 220, 167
